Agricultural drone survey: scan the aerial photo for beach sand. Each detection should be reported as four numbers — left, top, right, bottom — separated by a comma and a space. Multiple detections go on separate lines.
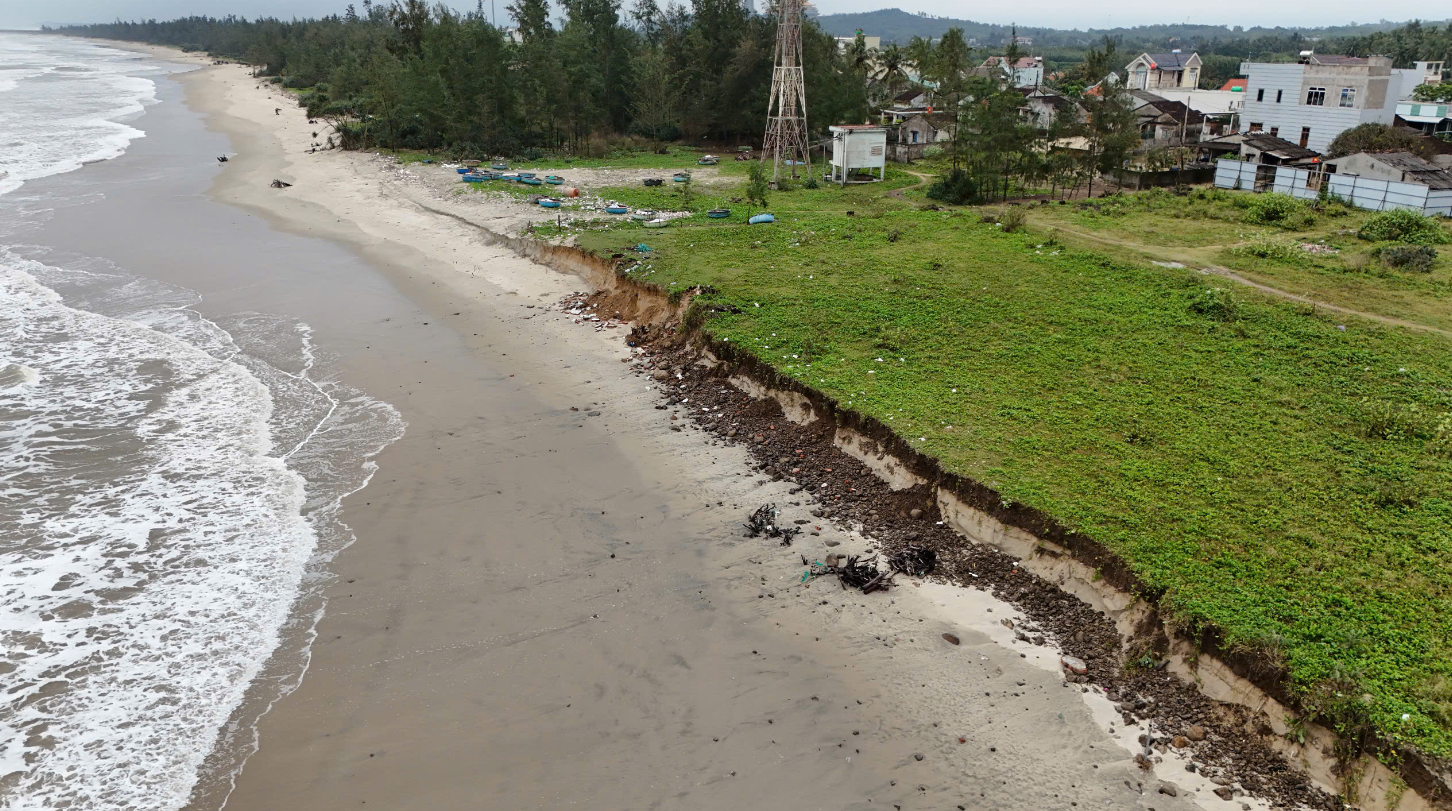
107, 51, 1223, 811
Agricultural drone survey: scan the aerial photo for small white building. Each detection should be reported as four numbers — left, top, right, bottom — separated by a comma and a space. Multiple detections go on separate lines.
828, 125, 887, 184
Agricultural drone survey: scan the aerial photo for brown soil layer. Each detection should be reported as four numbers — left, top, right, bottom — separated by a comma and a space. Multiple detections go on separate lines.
604, 318, 1342, 811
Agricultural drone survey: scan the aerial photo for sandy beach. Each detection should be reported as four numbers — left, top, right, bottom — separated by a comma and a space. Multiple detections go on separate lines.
71, 47, 1247, 811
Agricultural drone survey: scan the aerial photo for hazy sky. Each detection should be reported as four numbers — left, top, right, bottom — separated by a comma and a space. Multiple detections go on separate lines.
2, 0, 1441, 33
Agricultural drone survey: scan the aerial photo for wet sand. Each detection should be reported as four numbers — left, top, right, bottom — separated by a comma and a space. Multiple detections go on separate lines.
89, 46, 1213, 811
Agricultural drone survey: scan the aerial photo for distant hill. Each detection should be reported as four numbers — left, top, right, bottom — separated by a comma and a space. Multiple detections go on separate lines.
810, 8, 1440, 49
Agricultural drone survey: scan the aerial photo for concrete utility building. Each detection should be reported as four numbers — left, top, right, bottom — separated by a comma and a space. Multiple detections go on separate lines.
828, 125, 887, 184
1238, 53, 1429, 153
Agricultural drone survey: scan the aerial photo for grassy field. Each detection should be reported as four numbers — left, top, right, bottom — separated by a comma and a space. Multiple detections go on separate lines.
1029, 188, 1452, 334
566, 181, 1452, 760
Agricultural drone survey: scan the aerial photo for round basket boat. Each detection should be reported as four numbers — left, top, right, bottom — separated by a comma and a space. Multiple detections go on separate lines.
545, 176, 564, 185
643, 218, 670, 229
630, 209, 655, 221
520, 177, 543, 186
490, 162, 509, 170
643, 178, 664, 187
706, 208, 730, 218
748, 213, 774, 224
456, 167, 470, 174
539, 198, 562, 208
605, 204, 629, 214
462, 174, 485, 183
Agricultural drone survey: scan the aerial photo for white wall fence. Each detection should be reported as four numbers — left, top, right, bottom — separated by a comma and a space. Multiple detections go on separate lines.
1214, 160, 1452, 217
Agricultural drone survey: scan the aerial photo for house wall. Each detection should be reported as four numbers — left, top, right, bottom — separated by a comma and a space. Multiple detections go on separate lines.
1240, 61, 1428, 153
1328, 153, 1408, 182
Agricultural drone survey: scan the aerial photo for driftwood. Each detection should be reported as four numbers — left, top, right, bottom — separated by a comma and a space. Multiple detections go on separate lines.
743, 504, 800, 546
887, 547, 937, 577
832, 554, 893, 593
216, 156, 228, 163
270, 179, 292, 188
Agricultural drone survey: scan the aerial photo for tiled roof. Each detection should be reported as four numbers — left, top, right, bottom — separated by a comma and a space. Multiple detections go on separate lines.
1220, 78, 1247, 91
1141, 52, 1196, 70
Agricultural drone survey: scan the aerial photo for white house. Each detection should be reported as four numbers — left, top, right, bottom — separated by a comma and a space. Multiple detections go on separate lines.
1238, 53, 1426, 153
976, 55, 1044, 89
1397, 99, 1452, 139
1124, 52, 1201, 91
828, 125, 887, 184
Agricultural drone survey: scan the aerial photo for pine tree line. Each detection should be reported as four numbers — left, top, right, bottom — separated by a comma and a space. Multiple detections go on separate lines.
53, 0, 870, 157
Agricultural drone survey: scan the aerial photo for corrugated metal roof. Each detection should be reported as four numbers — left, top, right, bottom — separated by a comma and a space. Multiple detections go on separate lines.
1362, 151, 1452, 189
1241, 133, 1321, 160
1305, 54, 1368, 66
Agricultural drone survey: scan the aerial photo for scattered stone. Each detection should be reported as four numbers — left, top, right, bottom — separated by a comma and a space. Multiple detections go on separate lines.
824, 539, 841, 547
1061, 655, 1088, 675
651, 369, 669, 380
1187, 724, 1207, 742
913, 752, 925, 761
1214, 787, 1235, 801
942, 633, 960, 646
1171, 736, 1189, 748
1158, 783, 1179, 797
909, 508, 924, 519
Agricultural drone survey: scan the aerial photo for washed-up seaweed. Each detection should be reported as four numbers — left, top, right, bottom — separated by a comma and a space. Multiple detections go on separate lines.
743, 504, 800, 545
832, 554, 893, 593
888, 546, 937, 577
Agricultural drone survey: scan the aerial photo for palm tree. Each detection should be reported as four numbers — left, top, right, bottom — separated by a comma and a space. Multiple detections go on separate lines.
873, 43, 908, 100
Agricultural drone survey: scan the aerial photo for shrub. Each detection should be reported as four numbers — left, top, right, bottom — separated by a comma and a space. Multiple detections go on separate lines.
1001, 206, 1027, 233
1373, 244, 1438, 272
925, 169, 980, 205
1187, 287, 1240, 321
1230, 239, 1310, 265
803, 174, 819, 189
1358, 208, 1449, 245
1360, 399, 1431, 441
268, 76, 283, 84
1242, 193, 1314, 229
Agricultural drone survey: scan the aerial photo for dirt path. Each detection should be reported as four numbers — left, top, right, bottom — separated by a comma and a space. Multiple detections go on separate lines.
1043, 222, 1452, 340
888, 169, 934, 199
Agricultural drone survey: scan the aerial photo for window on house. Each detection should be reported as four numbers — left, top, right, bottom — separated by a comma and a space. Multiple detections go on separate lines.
1306, 86, 1326, 106
1269, 127, 1279, 138
911, 130, 919, 143
1256, 88, 1265, 102
1339, 88, 1356, 108
1300, 127, 1311, 148
1249, 122, 1263, 132
1276, 89, 1283, 103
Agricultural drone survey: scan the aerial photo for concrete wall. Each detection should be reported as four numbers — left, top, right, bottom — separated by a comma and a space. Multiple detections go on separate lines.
1238, 61, 1423, 153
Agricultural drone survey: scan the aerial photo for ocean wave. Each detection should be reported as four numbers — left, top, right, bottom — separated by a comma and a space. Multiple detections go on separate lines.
0, 247, 404, 808
0, 35, 161, 197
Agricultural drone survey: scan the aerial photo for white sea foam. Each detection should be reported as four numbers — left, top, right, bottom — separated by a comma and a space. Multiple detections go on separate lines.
0, 34, 405, 811
0, 36, 162, 197
0, 249, 404, 809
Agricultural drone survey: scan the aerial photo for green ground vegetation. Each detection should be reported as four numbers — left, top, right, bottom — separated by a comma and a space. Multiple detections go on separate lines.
1030, 188, 1452, 333
567, 178, 1452, 758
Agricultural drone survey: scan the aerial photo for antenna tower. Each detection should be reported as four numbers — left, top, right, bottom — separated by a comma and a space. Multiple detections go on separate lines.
761, 0, 809, 187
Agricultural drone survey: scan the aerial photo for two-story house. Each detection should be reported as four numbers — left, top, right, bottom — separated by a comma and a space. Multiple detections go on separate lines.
1124, 51, 1201, 91
974, 56, 1044, 89
1238, 52, 1426, 153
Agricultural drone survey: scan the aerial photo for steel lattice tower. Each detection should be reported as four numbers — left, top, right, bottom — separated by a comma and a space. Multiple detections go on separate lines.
761, 0, 809, 186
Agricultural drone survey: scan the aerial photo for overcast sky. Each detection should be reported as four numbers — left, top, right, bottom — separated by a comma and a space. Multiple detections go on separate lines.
2, 0, 1440, 33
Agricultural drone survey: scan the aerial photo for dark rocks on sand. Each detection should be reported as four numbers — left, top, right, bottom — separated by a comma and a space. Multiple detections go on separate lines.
913, 752, 925, 761
1171, 736, 1189, 748
651, 369, 669, 380
1187, 724, 1207, 741
1214, 787, 1235, 801
909, 508, 924, 519
942, 633, 960, 646
1157, 782, 1179, 797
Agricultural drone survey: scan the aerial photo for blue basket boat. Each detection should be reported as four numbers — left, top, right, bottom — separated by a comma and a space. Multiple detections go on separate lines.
748, 213, 774, 224
605, 204, 629, 214
456, 167, 470, 174
520, 177, 543, 186
545, 176, 564, 185
707, 209, 730, 219
462, 174, 485, 183
539, 198, 562, 208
